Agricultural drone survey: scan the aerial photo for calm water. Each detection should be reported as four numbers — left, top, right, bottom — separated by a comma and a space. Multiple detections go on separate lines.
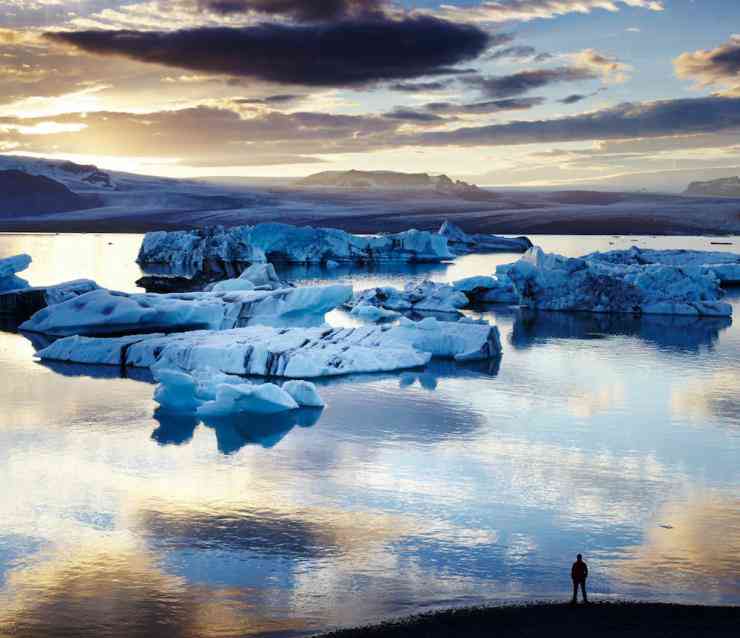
0, 233, 739, 637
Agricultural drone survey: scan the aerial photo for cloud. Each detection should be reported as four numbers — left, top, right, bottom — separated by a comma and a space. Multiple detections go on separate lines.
425, 96, 545, 114
195, 0, 388, 22
383, 108, 448, 122
235, 93, 304, 105
412, 96, 740, 147
464, 66, 597, 98
570, 48, 631, 83
558, 88, 605, 104
485, 45, 552, 62
389, 80, 455, 93
675, 35, 740, 90
440, 0, 664, 23
45, 17, 493, 87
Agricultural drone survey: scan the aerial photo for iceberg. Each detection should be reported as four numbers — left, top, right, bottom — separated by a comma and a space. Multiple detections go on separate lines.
586, 246, 740, 286
152, 365, 322, 416
36, 318, 502, 377
505, 246, 732, 317
0, 278, 99, 322
0, 253, 32, 292
208, 262, 284, 293
438, 220, 532, 255
348, 275, 518, 318
137, 222, 453, 272
20, 284, 352, 337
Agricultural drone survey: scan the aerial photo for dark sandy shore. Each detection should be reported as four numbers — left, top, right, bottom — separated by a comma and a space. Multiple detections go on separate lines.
313, 602, 740, 638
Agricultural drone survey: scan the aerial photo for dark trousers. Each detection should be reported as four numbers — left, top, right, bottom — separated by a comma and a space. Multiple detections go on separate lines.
572, 579, 588, 602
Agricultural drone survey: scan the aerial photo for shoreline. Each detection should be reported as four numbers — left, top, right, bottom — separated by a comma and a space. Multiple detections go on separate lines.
312, 601, 740, 638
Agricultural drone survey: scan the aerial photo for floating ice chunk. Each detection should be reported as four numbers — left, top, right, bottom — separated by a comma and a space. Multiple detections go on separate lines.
438, 221, 532, 255
452, 275, 519, 304
198, 383, 299, 417
0, 253, 32, 292
282, 380, 325, 408
349, 280, 468, 316
587, 246, 740, 285
238, 262, 282, 289
137, 222, 453, 271
0, 278, 99, 321
20, 284, 352, 336
37, 320, 502, 376
504, 246, 732, 316
210, 278, 255, 293
350, 302, 401, 322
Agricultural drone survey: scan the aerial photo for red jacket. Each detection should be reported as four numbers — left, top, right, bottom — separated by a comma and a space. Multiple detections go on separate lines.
572, 561, 588, 581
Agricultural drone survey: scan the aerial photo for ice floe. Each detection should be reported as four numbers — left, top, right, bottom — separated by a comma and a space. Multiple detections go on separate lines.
586, 246, 740, 285
0, 278, 99, 322
137, 223, 453, 274
152, 365, 321, 416
503, 246, 732, 316
36, 318, 502, 377
0, 253, 32, 292
20, 284, 352, 336
438, 220, 532, 255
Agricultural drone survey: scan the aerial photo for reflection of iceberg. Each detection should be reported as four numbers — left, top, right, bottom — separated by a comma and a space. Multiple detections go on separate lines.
151, 406, 323, 454
510, 308, 732, 352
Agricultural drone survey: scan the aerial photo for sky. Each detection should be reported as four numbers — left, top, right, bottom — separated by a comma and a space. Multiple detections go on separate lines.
2, 0, 740, 187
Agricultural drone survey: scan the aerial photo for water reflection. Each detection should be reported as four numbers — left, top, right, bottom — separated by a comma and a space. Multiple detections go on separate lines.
508, 309, 732, 353
152, 408, 324, 454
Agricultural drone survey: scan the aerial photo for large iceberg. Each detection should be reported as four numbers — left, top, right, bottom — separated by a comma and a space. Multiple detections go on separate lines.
0, 253, 32, 292
438, 220, 532, 255
20, 284, 352, 336
36, 318, 502, 377
137, 223, 454, 272
586, 246, 740, 286
504, 246, 732, 317
0, 278, 99, 322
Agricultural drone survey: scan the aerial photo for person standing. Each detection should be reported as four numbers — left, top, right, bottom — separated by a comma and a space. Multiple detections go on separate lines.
571, 554, 589, 604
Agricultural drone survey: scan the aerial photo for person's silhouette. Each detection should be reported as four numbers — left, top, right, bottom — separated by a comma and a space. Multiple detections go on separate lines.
571, 554, 589, 604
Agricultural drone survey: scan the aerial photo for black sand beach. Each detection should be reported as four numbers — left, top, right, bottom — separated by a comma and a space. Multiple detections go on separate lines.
314, 602, 740, 638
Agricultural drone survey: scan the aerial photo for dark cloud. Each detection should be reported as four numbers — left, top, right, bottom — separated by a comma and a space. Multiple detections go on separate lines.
425, 96, 545, 114
559, 93, 589, 104
486, 45, 551, 62
197, 0, 387, 22
236, 93, 303, 105
675, 36, 740, 89
413, 96, 740, 147
45, 17, 493, 88
464, 66, 597, 98
383, 108, 448, 122
389, 80, 454, 93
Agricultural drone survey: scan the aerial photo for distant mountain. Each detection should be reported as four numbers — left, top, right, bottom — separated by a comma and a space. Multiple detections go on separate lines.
0, 170, 100, 215
684, 176, 740, 197
297, 170, 495, 200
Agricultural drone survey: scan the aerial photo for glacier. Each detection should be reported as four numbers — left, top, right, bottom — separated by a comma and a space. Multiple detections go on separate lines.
0, 253, 32, 292
20, 284, 352, 337
438, 220, 532, 255
586, 246, 740, 286
36, 318, 502, 377
503, 246, 732, 317
137, 222, 454, 273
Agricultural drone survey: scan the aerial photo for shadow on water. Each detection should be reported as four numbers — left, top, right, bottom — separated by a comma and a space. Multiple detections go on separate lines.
151, 407, 324, 454
505, 308, 732, 353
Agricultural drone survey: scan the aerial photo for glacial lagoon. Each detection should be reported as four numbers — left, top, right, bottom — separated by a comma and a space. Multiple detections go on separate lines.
0, 233, 738, 637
